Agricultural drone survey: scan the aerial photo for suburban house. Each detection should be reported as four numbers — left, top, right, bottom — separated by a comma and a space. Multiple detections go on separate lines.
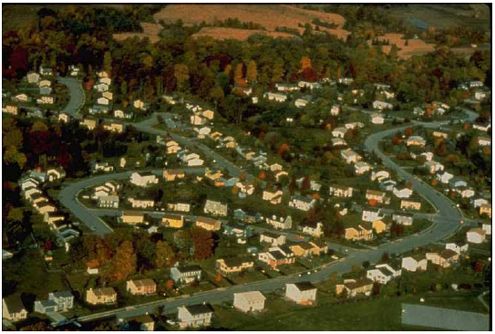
275, 83, 299, 92
392, 214, 414, 226
170, 265, 202, 284
332, 127, 348, 138
260, 232, 286, 247
161, 214, 184, 229
266, 215, 292, 230
329, 185, 353, 198
330, 105, 341, 116
166, 140, 181, 155
262, 190, 283, 205
119, 212, 145, 225
289, 195, 316, 212
354, 162, 372, 175
406, 136, 426, 147
466, 228, 486, 244
203, 200, 228, 217
300, 221, 324, 238
97, 194, 119, 210
2, 296, 28, 322
177, 304, 214, 329
2, 104, 18, 115
340, 148, 362, 164
372, 100, 393, 110
129, 172, 158, 187
366, 190, 389, 205
233, 291, 266, 313
34, 291, 74, 314
167, 202, 191, 213
128, 198, 155, 209
400, 200, 422, 211
92, 161, 114, 173
46, 168, 66, 182
103, 122, 124, 134
479, 203, 492, 218
86, 287, 117, 305
257, 246, 295, 269
126, 279, 157, 296
426, 249, 459, 268
332, 138, 347, 147
366, 264, 401, 284
362, 210, 384, 222
121, 314, 155, 331
285, 282, 317, 305
445, 242, 469, 254
344, 223, 373, 241
264, 92, 287, 102
335, 279, 374, 298
401, 255, 428, 272
393, 187, 413, 199
372, 220, 389, 234
216, 257, 254, 275
289, 241, 328, 258
195, 216, 222, 231
371, 113, 385, 124
423, 160, 444, 174
163, 169, 186, 181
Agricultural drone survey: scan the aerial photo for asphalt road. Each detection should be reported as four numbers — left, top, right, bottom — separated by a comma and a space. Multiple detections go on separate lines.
57, 77, 85, 119
57, 78, 476, 323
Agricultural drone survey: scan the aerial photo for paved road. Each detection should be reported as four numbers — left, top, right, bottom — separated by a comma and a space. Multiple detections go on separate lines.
57, 77, 85, 119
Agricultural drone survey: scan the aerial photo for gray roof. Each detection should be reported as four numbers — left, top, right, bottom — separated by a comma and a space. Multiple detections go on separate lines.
294, 281, 316, 291
184, 303, 213, 315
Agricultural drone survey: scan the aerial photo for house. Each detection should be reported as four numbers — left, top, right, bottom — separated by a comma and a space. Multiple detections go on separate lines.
167, 202, 191, 213
288, 195, 316, 212
203, 200, 228, 217
432, 131, 448, 139
163, 169, 185, 181
97, 97, 110, 106
233, 291, 266, 313
473, 123, 491, 132
400, 200, 421, 211
332, 127, 347, 138
39, 65, 53, 76
436, 171, 454, 184
2, 104, 18, 115
97, 195, 119, 208
122, 314, 155, 331
406, 136, 426, 147
420, 151, 434, 162
92, 161, 114, 173
27, 72, 40, 84
335, 279, 374, 298
295, 98, 309, 108
479, 203, 492, 218
126, 279, 157, 296
329, 185, 353, 198
182, 153, 204, 167
392, 214, 413, 226
285, 282, 317, 305
37, 96, 54, 104
445, 242, 469, 255
133, 99, 146, 110
260, 232, 286, 247
2, 296, 28, 322
300, 221, 324, 238
263, 92, 287, 102
344, 223, 373, 241
423, 160, 444, 174
366, 190, 389, 205
114, 109, 133, 119
128, 198, 155, 209
129, 172, 158, 187
366, 264, 401, 284
426, 249, 459, 268
34, 291, 74, 314
103, 122, 124, 133
455, 187, 475, 199
340, 148, 362, 164
275, 83, 300, 92
86, 287, 117, 305
401, 255, 428, 272
449, 177, 468, 189
120, 212, 145, 225
266, 215, 292, 230
216, 257, 254, 275
362, 210, 383, 222
257, 246, 295, 269
262, 190, 283, 205
371, 113, 385, 124
393, 187, 413, 199
46, 167, 66, 182
298, 81, 321, 90
372, 220, 389, 234
195, 216, 222, 231
476, 136, 491, 147
166, 140, 181, 154
14, 93, 29, 102
372, 100, 393, 110
80, 118, 97, 130
170, 265, 202, 284
331, 138, 347, 147
177, 304, 213, 329
161, 214, 184, 229
474, 90, 487, 101
466, 228, 486, 244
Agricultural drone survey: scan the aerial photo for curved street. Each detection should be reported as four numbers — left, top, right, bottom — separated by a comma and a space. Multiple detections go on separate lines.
56, 78, 472, 322
57, 76, 85, 119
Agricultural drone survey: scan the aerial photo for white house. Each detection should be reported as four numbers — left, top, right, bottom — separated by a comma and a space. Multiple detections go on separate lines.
354, 162, 371, 175
366, 264, 401, 284
406, 136, 426, 147
288, 195, 316, 212
445, 242, 469, 255
266, 215, 292, 230
264, 92, 287, 102
203, 200, 228, 217
362, 210, 383, 222
436, 171, 454, 184
466, 228, 486, 244
393, 187, 413, 199
401, 256, 428, 272
233, 291, 266, 313
392, 214, 413, 226
177, 304, 213, 329
129, 172, 158, 187
332, 127, 347, 138
340, 148, 362, 164
285, 282, 317, 305
372, 100, 393, 111
371, 113, 384, 124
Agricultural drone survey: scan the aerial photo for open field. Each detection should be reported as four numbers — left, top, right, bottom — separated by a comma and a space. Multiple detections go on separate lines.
113, 22, 162, 44
192, 27, 295, 41
372, 33, 436, 60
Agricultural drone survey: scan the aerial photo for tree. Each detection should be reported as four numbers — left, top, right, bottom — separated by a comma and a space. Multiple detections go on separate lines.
174, 63, 189, 91
107, 240, 136, 282
234, 63, 245, 87
165, 279, 174, 290
246, 60, 257, 83
404, 127, 414, 137
103, 51, 112, 75
155, 240, 175, 268
189, 227, 214, 260
300, 56, 312, 71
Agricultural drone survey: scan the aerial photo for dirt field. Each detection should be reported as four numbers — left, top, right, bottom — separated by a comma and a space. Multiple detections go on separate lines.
373, 33, 436, 59
153, 4, 349, 40
113, 22, 162, 44
192, 27, 296, 41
